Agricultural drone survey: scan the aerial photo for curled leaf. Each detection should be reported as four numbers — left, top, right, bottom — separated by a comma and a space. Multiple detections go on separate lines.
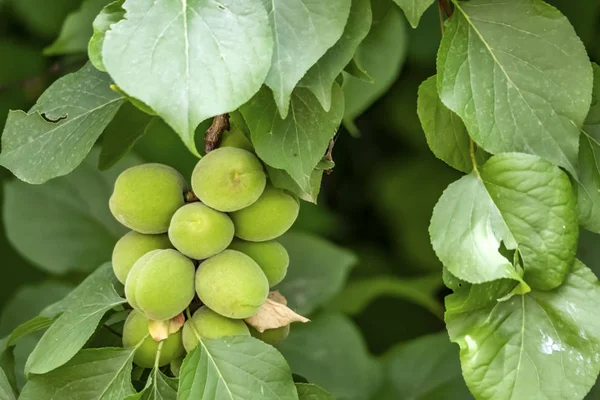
245, 291, 310, 333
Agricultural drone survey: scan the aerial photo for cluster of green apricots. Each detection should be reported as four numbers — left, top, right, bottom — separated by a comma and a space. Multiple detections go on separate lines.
109, 133, 299, 369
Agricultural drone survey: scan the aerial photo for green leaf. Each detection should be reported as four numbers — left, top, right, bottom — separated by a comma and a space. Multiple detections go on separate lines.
20, 348, 136, 400
99, 103, 156, 170
277, 232, 356, 315
577, 63, 600, 233
0, 63, 125, 184
88, 0, 125, 72
0, 345, 16, 397
392, 0, 434, 28
343, 6, 407, 133
266, 166, 325, 204
11, 0, 81, 38
178, 335, 298, 400
3, 150, 137, 274
430, 153, 578, 290
279, 313, 381, 400
0, 367, 15, 400
6, 317, 54, 349
126, 369, 178, 400
446, 260, 600, 400
25, 264, 126, 375
45, 0, 112, 55
241, 86, 344, 193
417, 75, 471, 173
329, 274, 444, 318
296, 383, 334, 400
262, 0, 351, 117
436, 0, 593, 176
377, 333, 472, 400
102, 0, 273, 156
299, 0, 372, 111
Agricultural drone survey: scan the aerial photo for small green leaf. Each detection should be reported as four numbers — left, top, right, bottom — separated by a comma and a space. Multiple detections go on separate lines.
11, 0, 81, 38
392, 0, 434, 28
417, 75, 472, 173
266, 166, 325, 204
343, 58, 373, 82
88, 0, 125, 72
431, 153, 578, 290
343, 6, 407, 133
0, 63, 125, 184
126, 369, 178, 400
45, 0, 112, 55
20, 348, 137, 400
577, 63, 600, 233
277, 233, 356, 315
3, 150, 138, 274
446, 260, 600, 400
99, 103, 156, 170
437, 0, 593, 176
377, 333, 471, 400
178, 336, 298, 400
299, 0, 372, 111
25, 264, 126, 375
296, 383, 334, 399
6, 316, 54, 349
262, 0, 351, 117
102, 0, 273, 156
0, 368, 16, 400
0, 345, 16, 397
279, 313, 381, 400
241, 86, 344, 193
329, 274, 444, 318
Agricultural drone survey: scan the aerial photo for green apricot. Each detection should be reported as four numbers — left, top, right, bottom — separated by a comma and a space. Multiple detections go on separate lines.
220, 127, 254, 152
229, 239, 289, 287
230, 186, 299, 242
112, 231, 173, 284
122, 310, 185, 368
125, 249, 195, 321
182, 306, 250, 352
110, 164, 186, 234
249, 325, 290, 346
191, 148, 266, 212
195, 250, 269, 319
168, 203, 234, 260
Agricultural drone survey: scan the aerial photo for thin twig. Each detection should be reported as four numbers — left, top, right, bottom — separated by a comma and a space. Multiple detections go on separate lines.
204, 114, 230, 153
438, 0, 453, 18
324, 138, 336, 175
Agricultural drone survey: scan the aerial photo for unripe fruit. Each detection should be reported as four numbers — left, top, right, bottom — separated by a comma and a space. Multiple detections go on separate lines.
249, 325, 290, 346
112, 231, 173, 284
125, 249, 195, 321
191, 148, 266, 212
168, 203, 234, 260
230, 186, 299, 242
195, 250, 269, 319
122, 310, 185, 368
220, 127, 254, 153
109, 164, 186, 234
182, 306, 250, 352
229, 239, 289, 287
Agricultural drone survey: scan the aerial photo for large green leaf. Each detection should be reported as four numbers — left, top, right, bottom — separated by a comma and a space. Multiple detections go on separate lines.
430, 153, 578, 290
343, 6, 406, 133
299, 0, 372, 111
296, 383, 334, 400
377, 333, 472, 400
126, 369, 178, 400
446, 260, 600, 400
279, 313, 381, 400
87, 0, 125, 71
102, 0, 273, 156
178, 336, 297, 400
277, 233, 356, 315
0, 63, 124, 184
262, 0, 351, 117
3, 150, 137, 274
241, 86, 344, 193
25, 264, 126, 375
20, 348, 137, 400
437, 0, 593, 176
417, 75, 471, 173
45, 0, 111, 55
577, 63, 600, 233
392, 0, 434, 28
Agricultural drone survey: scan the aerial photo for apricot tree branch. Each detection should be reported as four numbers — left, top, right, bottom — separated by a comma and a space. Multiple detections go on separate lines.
204, 113, 230, 153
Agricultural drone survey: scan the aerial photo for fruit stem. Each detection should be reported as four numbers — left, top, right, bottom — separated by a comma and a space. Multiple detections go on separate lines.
204, 114, 230, 154
153, 341, 164, 371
